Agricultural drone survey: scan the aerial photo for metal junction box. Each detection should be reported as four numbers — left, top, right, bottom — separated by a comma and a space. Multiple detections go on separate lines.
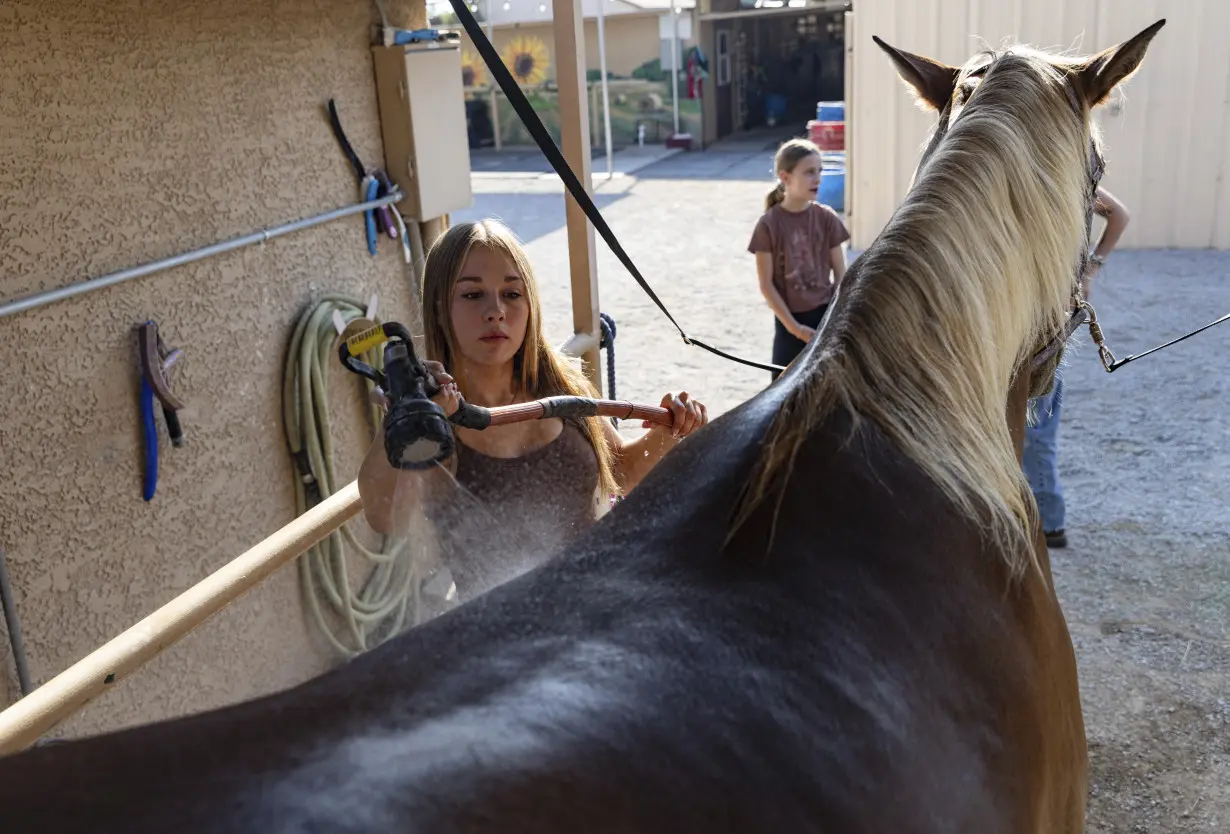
371, 43, 473, 222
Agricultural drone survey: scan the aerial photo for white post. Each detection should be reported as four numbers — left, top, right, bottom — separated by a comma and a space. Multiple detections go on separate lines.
669, 0, 680, 136
486, 0, 502, 151
595, 0, 615, 178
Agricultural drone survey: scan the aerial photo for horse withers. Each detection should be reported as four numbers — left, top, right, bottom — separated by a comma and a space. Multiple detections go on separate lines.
0, 21, 1164, 834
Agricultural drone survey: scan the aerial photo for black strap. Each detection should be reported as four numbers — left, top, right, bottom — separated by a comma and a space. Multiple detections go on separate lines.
328, 99, 367, 181
446, 0, 783, 375
1107, 311, 1230, 372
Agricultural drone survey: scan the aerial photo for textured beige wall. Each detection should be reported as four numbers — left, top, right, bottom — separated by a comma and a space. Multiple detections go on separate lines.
0, 0, 431, 737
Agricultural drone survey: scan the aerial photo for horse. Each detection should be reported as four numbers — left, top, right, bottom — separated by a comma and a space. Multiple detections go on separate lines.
0, 21, 1163, 833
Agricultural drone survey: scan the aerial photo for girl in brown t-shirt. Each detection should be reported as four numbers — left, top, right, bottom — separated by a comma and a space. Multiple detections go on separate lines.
358, 219, 708, 603
748, 138, 850, 381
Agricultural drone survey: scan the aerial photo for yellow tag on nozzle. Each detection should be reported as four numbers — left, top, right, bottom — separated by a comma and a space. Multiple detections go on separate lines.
345, 324, 387, 357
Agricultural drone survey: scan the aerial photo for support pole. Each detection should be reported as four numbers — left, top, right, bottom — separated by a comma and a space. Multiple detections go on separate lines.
486, 0, 502, 151
595, 0, 615, 179
669, 0, 681, 136
551, 0, 602, 393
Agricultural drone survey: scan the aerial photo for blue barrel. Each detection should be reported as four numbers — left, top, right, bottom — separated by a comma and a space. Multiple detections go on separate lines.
816, 100, 845, 122
765, 94, 788, 125
818, 165, 845, 212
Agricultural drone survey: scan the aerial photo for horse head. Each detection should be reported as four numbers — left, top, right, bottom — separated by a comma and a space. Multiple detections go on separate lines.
738, 22, 1165, 575
873, 20, 1165, 400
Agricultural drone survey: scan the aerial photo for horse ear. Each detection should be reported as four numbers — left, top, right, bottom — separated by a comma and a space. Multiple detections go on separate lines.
872, 35, 959, 112
1078, 19, 1166, 107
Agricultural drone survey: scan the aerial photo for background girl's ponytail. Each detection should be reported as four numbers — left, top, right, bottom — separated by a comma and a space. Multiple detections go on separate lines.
765, 182, 786, 211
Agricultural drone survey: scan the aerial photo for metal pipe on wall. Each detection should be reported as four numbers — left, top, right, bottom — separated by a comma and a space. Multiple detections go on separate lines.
0, 191, 404, 321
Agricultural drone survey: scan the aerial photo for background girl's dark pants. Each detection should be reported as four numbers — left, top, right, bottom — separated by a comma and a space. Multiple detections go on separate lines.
771, 304, 828, 381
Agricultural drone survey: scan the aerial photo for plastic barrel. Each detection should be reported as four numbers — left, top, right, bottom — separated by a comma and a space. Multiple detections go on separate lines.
807, 120, 844, 151
818, 166, 845, 212
766, 94, 788, 126
816, 100, 845, 122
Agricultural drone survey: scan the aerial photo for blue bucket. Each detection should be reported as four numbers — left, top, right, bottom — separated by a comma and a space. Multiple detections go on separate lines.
818, 167, 845, 212
816, 100, 845, 122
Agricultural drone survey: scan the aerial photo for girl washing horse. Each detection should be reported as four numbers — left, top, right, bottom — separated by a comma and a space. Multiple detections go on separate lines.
0, 20, 1164, 834
359, 219, 707, 602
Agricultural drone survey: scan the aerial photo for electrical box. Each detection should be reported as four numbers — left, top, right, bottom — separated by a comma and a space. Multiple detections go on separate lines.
371, 43, 473, 222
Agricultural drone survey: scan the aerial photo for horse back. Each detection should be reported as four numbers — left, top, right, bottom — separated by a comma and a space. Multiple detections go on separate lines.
0, 396, 1084, 834
737, 413, 1086, 833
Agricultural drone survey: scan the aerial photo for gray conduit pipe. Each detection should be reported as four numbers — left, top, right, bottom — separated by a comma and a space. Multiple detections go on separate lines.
0, 191, 404, 320
0, 546, 32, 698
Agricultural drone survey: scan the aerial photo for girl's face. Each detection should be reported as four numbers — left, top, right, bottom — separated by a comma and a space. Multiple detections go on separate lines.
449, 245, 530, 370
780, 152, 823, 203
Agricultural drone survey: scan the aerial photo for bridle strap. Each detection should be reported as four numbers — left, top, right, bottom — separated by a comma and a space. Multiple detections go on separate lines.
1029, 305, 1088, 373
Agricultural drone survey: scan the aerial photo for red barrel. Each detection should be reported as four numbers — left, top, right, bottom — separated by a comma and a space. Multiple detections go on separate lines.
807, 120, 844, 151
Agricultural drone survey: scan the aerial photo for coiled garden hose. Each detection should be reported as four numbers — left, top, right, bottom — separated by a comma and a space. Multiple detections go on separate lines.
282, 295, 422, 658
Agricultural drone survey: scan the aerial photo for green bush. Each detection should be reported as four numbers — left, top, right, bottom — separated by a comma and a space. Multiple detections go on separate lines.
631, 59, 667, 83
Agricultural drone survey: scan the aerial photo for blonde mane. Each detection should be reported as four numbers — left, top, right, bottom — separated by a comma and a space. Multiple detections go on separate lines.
738, 45, 1097, 575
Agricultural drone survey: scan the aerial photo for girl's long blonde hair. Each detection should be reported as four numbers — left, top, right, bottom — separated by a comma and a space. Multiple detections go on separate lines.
420, 219, 618, 498
766, 138, 823, 210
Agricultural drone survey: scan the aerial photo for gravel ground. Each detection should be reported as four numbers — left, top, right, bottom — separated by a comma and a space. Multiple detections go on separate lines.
455, 146, 1230, 831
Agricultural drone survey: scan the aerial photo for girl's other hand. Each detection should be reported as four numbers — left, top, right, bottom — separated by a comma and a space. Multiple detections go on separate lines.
423, 360, 460, 417
647, 391, 708, 439
367, 360, 461, 417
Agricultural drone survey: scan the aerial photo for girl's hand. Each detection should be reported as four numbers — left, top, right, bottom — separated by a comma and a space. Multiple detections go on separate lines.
792, 324, 817, 343
646, 391, 708, 440
423, 360, 461, 417
367, 360, 461, 417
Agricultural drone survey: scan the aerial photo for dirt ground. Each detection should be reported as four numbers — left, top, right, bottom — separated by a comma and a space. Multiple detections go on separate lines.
456, 144, 1230, 831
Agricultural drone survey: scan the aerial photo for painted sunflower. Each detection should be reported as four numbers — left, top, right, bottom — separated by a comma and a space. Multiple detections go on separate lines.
460, 49, 488, 88
501, 35, 550, 86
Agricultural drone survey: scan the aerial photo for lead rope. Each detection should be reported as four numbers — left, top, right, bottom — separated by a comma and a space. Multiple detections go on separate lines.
598, 312, 624, 509
1098, 309, 1230, 373
599, 312, 617, 409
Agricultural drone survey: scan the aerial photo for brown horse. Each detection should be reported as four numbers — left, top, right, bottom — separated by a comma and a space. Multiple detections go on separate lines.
0, 21, 1163, 834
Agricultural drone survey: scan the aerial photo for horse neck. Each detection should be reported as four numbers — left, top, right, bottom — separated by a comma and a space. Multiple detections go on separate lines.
800, 147, 1079, 570
740, 85, 1089, 574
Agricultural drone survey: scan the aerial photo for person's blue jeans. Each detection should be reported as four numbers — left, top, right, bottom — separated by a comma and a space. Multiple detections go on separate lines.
1022, 373, 1065, 532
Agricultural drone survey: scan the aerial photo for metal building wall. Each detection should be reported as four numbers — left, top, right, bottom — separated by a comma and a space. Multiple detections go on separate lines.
847, 0, 1230, 250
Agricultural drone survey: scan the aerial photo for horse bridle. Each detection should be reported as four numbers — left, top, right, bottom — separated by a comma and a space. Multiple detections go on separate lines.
1026, 78, 1113, 375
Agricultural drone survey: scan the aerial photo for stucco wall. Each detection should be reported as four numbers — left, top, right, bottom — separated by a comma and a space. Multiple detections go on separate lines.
0, 0, 431, 737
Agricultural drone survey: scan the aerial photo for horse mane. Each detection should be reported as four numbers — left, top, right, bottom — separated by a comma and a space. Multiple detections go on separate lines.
734, 45, 1098, 576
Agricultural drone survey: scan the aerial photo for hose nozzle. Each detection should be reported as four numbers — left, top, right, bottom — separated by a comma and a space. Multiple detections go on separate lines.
338, 321, 470, 470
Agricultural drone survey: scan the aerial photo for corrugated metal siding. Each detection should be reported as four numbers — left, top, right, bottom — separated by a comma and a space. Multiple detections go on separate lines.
848, 0, 1230, 249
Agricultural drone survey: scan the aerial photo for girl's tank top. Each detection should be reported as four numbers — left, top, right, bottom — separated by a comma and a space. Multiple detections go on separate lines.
430, 422, 600, 601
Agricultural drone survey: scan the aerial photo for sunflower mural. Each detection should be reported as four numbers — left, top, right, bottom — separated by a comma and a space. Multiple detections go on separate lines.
501, 35, 550, 87
460, 49, 488, 88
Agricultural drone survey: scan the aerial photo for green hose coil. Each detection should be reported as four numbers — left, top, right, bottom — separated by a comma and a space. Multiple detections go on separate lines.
282, 294, 422, 658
